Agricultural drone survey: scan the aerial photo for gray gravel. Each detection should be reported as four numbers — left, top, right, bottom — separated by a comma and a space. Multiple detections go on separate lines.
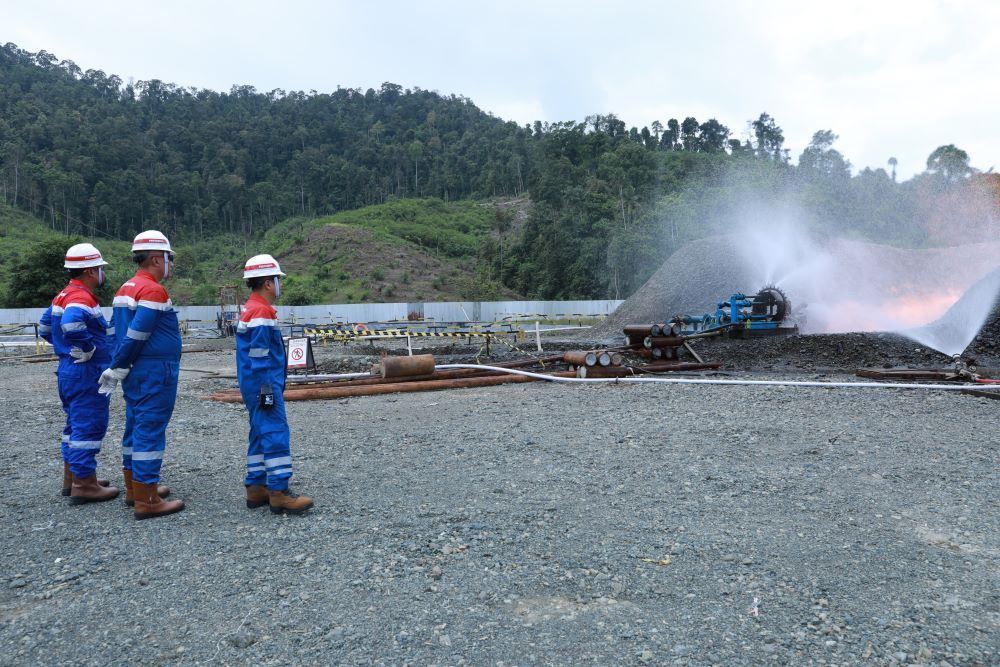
0, 342, 997, 666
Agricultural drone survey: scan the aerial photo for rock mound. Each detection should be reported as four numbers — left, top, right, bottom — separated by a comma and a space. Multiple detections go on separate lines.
590, 236, 754, 338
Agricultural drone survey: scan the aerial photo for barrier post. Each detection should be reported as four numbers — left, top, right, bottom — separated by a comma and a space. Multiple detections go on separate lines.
535, 321, 542, 352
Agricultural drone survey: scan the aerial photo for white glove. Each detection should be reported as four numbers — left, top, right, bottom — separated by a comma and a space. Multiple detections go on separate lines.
70, 346, 96, 364
98, 367, 130, 395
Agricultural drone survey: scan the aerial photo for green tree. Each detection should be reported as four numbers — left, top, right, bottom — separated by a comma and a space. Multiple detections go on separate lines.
798, 130, 851, 179
751, 112, 786, 161
925, 144, 972, 183
1, 236, 83, 307
680, 117, 700, 151
698, 118, 730, 153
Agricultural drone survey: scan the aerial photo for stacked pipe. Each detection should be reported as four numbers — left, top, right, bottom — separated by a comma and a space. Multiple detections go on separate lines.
210, 353, 580, 403
619, 322, 723, 372
206, 331, 723, 403
562, 350, 626, 378
624, 323, 686, 361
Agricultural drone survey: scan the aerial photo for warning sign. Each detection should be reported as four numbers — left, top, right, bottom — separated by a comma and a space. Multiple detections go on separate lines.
286, 337, 314, 371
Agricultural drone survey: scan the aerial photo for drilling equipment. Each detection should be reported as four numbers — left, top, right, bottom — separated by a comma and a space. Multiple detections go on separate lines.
674, 286, 797, 337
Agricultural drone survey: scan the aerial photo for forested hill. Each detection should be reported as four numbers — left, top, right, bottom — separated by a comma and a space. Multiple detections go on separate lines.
0, 42, 530, 242
1, 42, 996, 305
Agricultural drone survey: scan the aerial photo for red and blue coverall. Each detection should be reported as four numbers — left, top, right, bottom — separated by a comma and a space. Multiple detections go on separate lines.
236, 293, 293, 490
109, 269, 182, 484
39, 280, 113, 479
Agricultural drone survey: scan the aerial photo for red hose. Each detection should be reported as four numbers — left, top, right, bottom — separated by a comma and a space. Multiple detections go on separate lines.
976, 378, 1000, 384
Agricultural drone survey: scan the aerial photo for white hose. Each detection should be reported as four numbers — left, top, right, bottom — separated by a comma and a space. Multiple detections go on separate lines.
287, 371, 372, 383
435, 364, 998, 393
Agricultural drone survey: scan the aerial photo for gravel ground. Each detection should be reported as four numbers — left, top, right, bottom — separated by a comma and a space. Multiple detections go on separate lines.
0, 339, 997, 666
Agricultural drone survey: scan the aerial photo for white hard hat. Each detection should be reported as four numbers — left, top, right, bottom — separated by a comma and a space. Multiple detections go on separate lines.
132, 230, 173, 253
64, 243, 109, 269
243, 254, 287, 279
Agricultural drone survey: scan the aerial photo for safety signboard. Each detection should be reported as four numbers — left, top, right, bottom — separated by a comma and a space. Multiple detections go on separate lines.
285, 337, 315, 371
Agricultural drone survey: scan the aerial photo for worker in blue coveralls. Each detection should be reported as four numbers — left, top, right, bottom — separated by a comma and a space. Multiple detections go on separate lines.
238, 254, 313, 515
39, 243, 119, 504
99, 230, 184, 520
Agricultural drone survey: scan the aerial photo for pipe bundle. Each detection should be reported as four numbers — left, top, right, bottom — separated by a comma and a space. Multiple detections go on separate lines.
208, 353, 578, 403
206, 326, 722, 403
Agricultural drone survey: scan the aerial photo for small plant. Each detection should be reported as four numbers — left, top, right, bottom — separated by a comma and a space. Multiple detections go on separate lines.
371, 268, 385, 280
400, 271, 411, 284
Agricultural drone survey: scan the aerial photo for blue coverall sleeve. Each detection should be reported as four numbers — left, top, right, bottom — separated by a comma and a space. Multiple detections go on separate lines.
38, 307, 54, 344
248, 324, 277, 374
110, 304, 160, 368
60, 304, 97, 353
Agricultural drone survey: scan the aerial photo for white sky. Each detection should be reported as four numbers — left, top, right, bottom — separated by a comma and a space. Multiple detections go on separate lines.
6, 0, 998, 179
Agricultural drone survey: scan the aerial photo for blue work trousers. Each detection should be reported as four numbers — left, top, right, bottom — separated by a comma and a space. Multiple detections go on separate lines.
57, 361, 110, 479
241, 388, 293, 491
121, 359, 179, 484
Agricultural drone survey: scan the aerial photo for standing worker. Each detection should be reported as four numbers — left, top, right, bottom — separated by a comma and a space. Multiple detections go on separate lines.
39, 243, 119, 503
99, 230, 183, 520
238, 254, 313, 515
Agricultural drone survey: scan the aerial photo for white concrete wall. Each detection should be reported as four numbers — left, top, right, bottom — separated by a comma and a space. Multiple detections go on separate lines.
0, 300, 623, 327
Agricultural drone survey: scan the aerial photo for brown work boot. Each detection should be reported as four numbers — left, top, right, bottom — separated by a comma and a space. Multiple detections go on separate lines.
122, 469, 170, 507
69, 474, 120, 505
268, 489, 314, 515
61, 462, 109, 496
132, 481, 184, 520
246, 484, 269, 509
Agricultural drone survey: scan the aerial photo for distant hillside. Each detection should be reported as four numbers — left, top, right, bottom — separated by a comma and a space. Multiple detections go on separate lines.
0, 198, 527, 307
0, 42, 530, 244
4, 42, 993, 305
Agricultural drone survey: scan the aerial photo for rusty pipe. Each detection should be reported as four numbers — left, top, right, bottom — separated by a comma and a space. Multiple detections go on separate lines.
643, 336, 686, 349
563, 351, 598, 367
209, 370, 578, 403
633, 361, 723, 373
378, 354, 436, 378
623, 324, 661, 337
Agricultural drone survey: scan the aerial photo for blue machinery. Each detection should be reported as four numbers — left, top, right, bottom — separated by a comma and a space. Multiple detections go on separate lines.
674, 287, 797, 337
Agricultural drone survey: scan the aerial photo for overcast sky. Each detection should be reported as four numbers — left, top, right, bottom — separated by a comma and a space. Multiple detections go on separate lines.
6, 0, 997, 179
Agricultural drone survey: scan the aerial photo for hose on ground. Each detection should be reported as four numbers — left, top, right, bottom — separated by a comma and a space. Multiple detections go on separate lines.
434, 364, 1000, 393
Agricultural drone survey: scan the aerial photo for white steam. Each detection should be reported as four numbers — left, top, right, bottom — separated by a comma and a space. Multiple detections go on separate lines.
733, 210, 1000, 356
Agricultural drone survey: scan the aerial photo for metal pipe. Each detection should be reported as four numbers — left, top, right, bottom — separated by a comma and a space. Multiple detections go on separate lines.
633, 361, 723, 372
577, 366, 635, 378
683, 342, 704, 363
563, 351, 598, 367
210, 370, 578, 403
643, 336, 686, 349
624, 324, 660, 337
379, 354, 435, 378
435, 364, 1000, 393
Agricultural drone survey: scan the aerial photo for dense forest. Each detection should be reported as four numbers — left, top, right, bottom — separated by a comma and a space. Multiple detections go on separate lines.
1, 42, 996, 304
